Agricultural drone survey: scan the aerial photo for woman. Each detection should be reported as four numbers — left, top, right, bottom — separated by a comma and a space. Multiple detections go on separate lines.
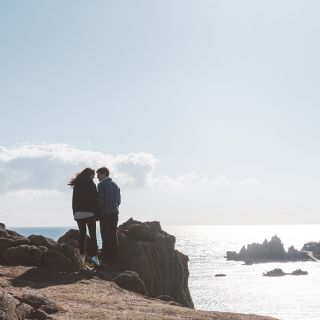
68, 168, 100, 267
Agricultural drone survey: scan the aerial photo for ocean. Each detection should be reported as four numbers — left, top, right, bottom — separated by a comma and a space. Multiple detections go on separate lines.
10, 224, 320, 320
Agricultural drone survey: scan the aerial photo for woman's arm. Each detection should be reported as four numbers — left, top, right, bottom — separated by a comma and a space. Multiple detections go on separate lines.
97, 182, 105, 210
89, 182, 99, 213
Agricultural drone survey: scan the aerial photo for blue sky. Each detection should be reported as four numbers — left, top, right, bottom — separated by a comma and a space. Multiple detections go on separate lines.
1, 1, 320, 226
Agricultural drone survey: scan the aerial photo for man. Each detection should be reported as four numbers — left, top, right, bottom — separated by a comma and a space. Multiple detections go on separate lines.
96, 167, 121, 266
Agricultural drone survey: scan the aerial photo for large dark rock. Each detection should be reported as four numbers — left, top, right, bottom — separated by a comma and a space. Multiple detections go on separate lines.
0, 287, 18, 320
0, 229, 9, 237
0, 234, 31, 262
28, 235, 59, 251
227, 235, 309, 263
42, 250, 73, 271
12, 237, 30, 247
0, 238, 14, 257
117, 218, 141, 232
59, 242, 82, 271
6, 229, 24, 238
125, 223, 154, 242
3, 245, 42, 266
116, 218, 194, 308
0, 226, 81, 271
30, 309, 49, 320
0, 287, 33, 320
57, 229, 96, 257
16, 294, 60, 314
113, 270, 148, 296
15, 302, 34, 320
57, 229, 79, 244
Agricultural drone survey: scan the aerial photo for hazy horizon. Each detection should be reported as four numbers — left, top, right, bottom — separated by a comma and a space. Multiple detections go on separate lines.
1, 1, 320, 226
7, 223, 320, 229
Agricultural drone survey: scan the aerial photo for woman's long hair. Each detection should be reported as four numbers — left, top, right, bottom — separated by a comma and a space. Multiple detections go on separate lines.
68, 167, 95, 188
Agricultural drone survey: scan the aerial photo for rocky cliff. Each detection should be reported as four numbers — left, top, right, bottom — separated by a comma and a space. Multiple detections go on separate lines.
0, 219, 192, 307
116, 218, 193, 307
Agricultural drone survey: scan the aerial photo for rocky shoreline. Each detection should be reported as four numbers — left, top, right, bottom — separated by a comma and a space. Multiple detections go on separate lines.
0, 220, 278, 320
0, 219, 193, 308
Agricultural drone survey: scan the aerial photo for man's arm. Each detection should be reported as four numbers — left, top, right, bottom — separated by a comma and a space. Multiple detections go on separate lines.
89, 182, 99, 213
97, 182, 105, 209
118, 187, 121, 206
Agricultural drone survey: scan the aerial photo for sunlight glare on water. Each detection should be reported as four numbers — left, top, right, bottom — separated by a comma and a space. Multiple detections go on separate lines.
165, 225, 320, 320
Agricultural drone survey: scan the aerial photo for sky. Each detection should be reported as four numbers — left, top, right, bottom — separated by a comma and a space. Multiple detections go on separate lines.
1, 0, 320, 226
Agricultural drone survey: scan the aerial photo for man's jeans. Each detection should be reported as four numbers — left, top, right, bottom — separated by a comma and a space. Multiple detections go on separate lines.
100, 214, 119, 263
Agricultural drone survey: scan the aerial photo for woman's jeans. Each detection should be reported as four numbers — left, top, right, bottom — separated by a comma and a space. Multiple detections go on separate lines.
76, 218, 98, 256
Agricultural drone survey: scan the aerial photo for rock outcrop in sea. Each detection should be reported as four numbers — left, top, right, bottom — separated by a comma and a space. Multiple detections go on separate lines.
226, 235, 309, 264
301, 241, 320, 257
263, 268, 308, 277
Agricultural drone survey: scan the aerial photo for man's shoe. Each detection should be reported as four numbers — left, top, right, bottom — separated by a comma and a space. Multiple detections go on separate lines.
90, 255, 100, 267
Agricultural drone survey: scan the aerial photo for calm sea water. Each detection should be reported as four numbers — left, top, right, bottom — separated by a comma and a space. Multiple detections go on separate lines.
11, 224, 320, 320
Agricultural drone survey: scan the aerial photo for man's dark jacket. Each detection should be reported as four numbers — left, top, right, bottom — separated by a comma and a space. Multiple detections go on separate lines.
72, 179, 99, 215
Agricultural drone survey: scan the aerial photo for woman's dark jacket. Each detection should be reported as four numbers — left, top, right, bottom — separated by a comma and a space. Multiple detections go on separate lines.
72, 179, 99, 216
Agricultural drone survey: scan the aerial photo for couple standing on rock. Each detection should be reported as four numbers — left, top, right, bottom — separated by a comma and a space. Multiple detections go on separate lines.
68, 167, 121, 268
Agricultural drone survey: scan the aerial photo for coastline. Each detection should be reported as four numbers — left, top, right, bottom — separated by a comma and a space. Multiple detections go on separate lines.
0, 221, 282, 319
3, 224, 318, 319
0, 265, 278, 320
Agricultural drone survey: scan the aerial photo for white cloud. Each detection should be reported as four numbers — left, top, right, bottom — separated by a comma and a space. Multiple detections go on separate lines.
4, 189, 63, 198
212, 176, 262, 186
0, 144, 262, 194
148, 171, 208, 191
212, 177, 232, 185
